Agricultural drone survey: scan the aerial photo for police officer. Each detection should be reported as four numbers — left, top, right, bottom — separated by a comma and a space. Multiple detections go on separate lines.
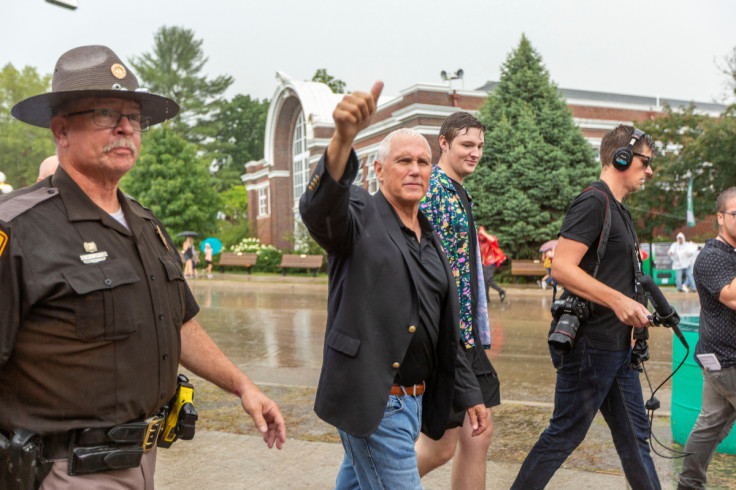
0, 45, 285, 488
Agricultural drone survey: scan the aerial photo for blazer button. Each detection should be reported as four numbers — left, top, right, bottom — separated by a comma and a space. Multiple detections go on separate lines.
408, 325, 416, 333
392, 362, 400, 369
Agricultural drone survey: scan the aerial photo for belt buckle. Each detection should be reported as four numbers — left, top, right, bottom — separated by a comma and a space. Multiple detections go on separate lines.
143, 416, 164, 452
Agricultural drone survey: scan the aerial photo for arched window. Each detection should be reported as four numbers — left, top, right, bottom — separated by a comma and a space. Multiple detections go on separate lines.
292, 111, 309, 202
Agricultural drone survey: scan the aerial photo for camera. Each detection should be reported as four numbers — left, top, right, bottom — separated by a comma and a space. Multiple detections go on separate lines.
548, 296, 589, 355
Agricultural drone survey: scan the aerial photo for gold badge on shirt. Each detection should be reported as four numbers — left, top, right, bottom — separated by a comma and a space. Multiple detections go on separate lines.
80, 241, 108, 264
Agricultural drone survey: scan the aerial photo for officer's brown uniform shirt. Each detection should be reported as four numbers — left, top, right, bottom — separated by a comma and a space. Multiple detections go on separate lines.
0, 167, 199, 434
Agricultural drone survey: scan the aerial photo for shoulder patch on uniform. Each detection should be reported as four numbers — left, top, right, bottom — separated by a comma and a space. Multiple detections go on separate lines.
0, 187, 59, 222
0, 230, 7, 259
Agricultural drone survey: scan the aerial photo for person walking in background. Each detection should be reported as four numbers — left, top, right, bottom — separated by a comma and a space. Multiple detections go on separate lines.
669, 232, 697, 292
539, 248, 556, 290
191, 240, 200, 279
183, 236, 194, 278
204, 242, 214, 278
478, 226, 507, 303
417, 111, 500, 489
677, 187, 736, 489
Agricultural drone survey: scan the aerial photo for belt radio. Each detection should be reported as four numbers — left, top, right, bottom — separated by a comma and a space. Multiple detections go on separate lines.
158, 374, 198, 448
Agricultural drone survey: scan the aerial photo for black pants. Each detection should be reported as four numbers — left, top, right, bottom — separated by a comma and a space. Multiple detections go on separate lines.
483, 264, 505, 298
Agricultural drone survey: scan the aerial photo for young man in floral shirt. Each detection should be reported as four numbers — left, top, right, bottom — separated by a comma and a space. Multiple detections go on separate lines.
417, 112, 501, 489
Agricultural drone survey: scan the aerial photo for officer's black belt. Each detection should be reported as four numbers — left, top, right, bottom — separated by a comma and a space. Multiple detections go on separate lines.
40, 416, 164, 475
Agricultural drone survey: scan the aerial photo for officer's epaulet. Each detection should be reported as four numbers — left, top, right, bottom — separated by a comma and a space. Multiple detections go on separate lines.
122, 192, 153, 213
0, 187, 59, 222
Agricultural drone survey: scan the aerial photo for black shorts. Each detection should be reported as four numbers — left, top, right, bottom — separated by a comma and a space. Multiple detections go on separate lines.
447, 345, 501, 428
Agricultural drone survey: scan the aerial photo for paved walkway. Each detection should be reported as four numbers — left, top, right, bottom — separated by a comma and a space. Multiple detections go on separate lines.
155, 430, 632, 489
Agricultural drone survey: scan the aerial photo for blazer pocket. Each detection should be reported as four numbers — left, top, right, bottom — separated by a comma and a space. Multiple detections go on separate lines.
326, 328, 361, 357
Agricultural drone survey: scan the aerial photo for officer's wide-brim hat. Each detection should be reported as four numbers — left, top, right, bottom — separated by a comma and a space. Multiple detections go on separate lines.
11, 45, 179, 128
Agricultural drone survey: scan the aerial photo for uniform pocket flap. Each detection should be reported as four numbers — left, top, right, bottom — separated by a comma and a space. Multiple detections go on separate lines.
159, 256, 185, 281
326, 329, 361, 357
63, 259, 140, 294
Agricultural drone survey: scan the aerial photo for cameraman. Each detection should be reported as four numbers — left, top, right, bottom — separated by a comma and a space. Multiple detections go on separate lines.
512, 125, 660, 490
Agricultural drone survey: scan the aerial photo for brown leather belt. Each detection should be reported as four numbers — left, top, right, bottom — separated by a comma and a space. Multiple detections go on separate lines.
390, 382, 425, 396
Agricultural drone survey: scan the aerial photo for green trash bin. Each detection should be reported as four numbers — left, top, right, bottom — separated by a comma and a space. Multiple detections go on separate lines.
671, 316, 736, 453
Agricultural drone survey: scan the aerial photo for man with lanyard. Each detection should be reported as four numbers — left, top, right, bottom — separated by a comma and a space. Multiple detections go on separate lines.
512, 125, 660, 489
677, 187, 736, 489
0, 45, 285, 488
417, 112, 500, 489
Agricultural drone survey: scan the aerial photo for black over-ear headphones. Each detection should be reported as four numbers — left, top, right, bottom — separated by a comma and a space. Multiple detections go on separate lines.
612, 128, 646, 171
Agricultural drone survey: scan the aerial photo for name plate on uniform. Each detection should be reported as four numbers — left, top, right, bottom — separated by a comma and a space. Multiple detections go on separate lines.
80, 251, 108, 264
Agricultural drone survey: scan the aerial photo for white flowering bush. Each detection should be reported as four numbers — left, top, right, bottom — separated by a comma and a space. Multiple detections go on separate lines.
229, 237, 282, 272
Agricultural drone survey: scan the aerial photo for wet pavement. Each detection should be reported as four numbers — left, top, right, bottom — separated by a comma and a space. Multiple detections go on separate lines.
154, 275, 734, 489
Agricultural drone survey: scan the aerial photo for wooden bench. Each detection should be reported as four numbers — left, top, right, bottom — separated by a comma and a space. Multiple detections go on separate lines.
510, 259, 547, 283
218, 252, 258, 274
278, 254, 323, 276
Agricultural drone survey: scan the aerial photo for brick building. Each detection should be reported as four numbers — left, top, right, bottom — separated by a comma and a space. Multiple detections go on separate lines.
243, 72, 724, 250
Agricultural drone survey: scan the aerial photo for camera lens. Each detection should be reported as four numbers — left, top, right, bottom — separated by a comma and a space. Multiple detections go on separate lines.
548, 314, 580, 355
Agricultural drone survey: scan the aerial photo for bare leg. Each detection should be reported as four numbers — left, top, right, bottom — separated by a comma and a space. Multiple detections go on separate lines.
415, 427, 459, 477
451, 407, 493, 490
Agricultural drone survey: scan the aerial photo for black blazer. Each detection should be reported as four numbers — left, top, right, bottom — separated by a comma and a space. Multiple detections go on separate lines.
299, 151, 481, 439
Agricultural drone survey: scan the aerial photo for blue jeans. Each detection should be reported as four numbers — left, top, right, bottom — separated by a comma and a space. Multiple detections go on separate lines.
335, 393, 423, 490
676, 267, 696, 291
512, 337, 660, 490
678, 366, 736, 489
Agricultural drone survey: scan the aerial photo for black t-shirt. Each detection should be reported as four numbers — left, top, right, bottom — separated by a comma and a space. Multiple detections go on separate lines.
558, 180, 641, 350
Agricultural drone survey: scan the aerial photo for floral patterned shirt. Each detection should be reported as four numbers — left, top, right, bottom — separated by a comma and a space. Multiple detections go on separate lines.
420, 165, 491, 349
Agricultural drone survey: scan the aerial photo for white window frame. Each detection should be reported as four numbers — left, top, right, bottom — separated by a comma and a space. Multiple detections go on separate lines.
292, 111, 310, 202
257, 187, 270, 217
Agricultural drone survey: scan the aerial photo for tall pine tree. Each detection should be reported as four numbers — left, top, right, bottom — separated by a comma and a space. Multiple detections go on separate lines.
466, 35, 598, 259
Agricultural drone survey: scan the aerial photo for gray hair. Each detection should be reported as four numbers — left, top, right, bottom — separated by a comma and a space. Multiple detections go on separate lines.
376, 128, 431, 162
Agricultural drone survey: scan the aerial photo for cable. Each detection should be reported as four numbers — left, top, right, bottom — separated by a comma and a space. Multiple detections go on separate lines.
641, 342, 693, 459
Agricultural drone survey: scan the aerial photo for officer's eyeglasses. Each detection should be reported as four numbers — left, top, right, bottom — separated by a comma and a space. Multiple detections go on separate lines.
633, 152, 652, 168
64, 108, 152, 132
721, 211, 736, 220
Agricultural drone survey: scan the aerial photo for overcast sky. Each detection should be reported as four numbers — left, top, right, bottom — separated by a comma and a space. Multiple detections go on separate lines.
4, 0, 735, 105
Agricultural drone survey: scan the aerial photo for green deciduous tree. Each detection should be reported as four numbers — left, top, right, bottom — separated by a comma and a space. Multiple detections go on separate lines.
209, 94, 269, 190
0, 64, 55, 189
466, 35, 598, 259
129, 26, 233, 142
629, 105, 736, 238
121, 125, 221, 238
312, 68, 346, 94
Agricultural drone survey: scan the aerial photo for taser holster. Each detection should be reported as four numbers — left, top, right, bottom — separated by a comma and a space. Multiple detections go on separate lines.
157, 374, 198, 448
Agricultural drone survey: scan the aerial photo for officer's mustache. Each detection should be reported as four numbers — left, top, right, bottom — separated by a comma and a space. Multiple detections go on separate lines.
103, 138, 138, 156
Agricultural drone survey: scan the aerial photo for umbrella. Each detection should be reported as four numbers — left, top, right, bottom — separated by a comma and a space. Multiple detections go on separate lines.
539, 239, 558, 252
176, 231, 200, 238
200, 237, 223, 255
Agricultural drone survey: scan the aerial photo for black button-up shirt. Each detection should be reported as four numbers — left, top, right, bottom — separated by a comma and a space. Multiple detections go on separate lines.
394, 212, 448, 386
0, 167, 198, 433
